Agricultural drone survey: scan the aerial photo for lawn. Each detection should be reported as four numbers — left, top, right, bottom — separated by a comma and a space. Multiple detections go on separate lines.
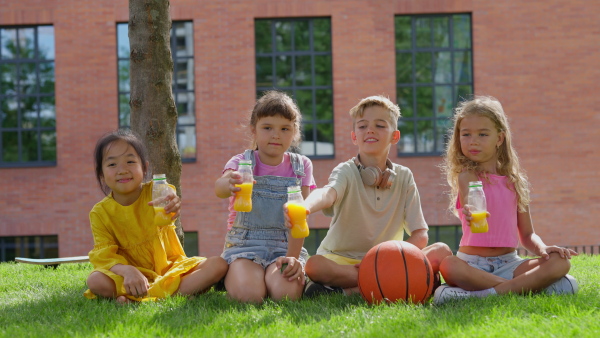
0, 255, 598, 337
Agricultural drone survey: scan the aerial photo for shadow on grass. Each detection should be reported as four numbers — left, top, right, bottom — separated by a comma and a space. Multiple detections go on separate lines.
146, 290, 366, 334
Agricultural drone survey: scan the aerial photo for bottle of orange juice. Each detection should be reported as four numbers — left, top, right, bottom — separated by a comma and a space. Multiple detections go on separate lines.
468, 181, 488, 233
287, 185, 309, 238
152, 174, 175, 226
234, 160, 253, 212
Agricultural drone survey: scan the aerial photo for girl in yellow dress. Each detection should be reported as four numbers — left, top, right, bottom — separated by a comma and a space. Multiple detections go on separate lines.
84, 129, 228, 303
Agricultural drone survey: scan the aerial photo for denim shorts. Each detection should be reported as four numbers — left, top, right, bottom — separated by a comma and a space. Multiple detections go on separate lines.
456, 251, 528, 280
456, 251, 578, 294
221, 227, 308, 269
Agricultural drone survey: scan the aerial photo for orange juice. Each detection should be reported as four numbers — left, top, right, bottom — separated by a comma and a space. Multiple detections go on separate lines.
234, 182, 253, 212
154, 207, 175, 226
470, 211, 489, 233
288, 202, 309, 238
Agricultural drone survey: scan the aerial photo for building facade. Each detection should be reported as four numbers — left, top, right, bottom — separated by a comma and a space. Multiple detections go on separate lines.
1, 0, 599, 260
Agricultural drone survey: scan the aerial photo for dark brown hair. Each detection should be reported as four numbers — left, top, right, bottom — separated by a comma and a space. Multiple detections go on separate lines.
93, 129, 149, 195
249, 90, 303, 149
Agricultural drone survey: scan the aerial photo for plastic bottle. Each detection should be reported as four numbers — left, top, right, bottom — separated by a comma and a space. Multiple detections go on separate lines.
467, 181, 488, 233
233, 160, 253, 212
152, 174, 175, 226
287, 185, 309, 238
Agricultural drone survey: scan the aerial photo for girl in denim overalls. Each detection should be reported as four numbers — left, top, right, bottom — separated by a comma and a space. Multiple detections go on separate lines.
215, 91, 316, 303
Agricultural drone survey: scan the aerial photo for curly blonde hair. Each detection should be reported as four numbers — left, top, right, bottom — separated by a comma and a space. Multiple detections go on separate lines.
442, 96, 530, 215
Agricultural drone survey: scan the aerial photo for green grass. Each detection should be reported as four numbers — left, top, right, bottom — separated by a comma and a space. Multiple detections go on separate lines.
1, 255, 599, 337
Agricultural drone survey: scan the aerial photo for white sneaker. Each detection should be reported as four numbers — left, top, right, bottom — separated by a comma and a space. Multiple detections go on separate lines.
545, 274, 578, 295
433, 284, 473, 305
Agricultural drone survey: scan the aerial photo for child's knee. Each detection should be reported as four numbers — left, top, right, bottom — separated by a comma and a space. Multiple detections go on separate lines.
305, 255, 340, 283
305, 255, 324, 278
228, 285, 266, 303
424, 242, 453, 269
431, 242, 452, 257
87, 271, 116, 298
438, 255, 462, 277
547, 253, 571, 275
269, 284, 302, 302
207, 256, 229, 277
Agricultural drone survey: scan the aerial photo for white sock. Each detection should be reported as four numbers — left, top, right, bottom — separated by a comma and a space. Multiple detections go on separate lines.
472, 287, 496, 297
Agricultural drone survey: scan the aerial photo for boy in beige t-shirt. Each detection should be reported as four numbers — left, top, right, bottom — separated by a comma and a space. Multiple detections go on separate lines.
284, 95, 452, 296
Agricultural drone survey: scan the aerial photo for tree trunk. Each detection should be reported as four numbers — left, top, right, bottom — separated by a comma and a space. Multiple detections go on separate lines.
128, 0, 184, 241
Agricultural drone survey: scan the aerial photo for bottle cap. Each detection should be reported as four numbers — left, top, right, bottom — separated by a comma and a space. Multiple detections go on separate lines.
153, 174, 166, 181
287, 186, 301, 194
468, 181, 482, 188
239, 160, 252, 165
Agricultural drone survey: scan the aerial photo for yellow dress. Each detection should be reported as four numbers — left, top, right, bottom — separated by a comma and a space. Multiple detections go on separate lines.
83, 181, 205, 301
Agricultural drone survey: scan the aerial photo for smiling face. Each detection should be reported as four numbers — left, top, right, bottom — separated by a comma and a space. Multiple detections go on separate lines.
351, 105, 400, 156
459, 114, 505, 172
100, 139, 145, 205
252, 115, 297, 166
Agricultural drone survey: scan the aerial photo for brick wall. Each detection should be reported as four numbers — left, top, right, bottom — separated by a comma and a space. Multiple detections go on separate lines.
1, 0, 598, 257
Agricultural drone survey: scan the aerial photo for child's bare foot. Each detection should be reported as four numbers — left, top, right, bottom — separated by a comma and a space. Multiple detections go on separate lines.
116, 296, 133, 304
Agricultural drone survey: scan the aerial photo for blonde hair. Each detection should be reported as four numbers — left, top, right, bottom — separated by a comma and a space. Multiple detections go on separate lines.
442, 96, 530, 214
249, 90, 303, 150
349, 95, 400, 129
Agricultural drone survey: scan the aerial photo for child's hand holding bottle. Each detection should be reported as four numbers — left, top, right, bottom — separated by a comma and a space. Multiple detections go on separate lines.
465, 181, 490, 233
462, 204, 490, 232
283, 204, 311, 239
233, 160, 253, 212
148, 190, 180, 218
284, 186, 310, 238
275, 256, 305, 284
149, 174, 180, 226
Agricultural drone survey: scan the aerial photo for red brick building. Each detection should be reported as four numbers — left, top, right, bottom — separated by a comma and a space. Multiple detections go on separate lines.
1, 0, 599, 260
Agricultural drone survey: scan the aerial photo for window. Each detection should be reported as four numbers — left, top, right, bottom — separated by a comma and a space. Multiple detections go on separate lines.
428, 225, 462, 254
303, 228, 329, 255
255, 18, 333, 157
117, 22, 196, 162
0, 235, 58, 262
1, 26, 56, 167
395, 14, 473, 156
183, 231, 198, 257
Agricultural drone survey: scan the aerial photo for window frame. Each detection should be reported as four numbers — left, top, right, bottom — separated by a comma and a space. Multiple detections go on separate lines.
302, 228, 329, 256
395, 13, 474, 157
116, 21, 197, 163
255, 17, 334, 159
0, 25, 56, 168
427, 225, 462, 254
0, 235, 59, 262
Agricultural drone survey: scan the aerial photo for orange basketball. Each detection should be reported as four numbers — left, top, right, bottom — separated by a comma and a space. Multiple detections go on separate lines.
358, 240, 434, 304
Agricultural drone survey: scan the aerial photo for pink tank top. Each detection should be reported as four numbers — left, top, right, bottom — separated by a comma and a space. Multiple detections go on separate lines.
458, 174, 519, 248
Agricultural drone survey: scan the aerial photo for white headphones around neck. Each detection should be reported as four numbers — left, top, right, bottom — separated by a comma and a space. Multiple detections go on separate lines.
353, 155, 396, 189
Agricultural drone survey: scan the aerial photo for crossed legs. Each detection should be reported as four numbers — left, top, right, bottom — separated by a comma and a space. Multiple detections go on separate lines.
439, 252, 571, 294
86, 256, 228, 303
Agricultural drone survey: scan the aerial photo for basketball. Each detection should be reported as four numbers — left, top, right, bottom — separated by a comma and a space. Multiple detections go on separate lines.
358, 240, 434, 304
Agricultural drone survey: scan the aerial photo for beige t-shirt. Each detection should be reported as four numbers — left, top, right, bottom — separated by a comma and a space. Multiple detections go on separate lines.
316, 159, 428, 260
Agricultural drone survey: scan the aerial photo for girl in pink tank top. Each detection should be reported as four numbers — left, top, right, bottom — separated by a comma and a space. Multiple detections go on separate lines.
433, 96, 578, 305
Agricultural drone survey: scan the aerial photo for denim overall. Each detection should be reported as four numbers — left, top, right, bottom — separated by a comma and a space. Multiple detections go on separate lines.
221, 150, 309, 268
